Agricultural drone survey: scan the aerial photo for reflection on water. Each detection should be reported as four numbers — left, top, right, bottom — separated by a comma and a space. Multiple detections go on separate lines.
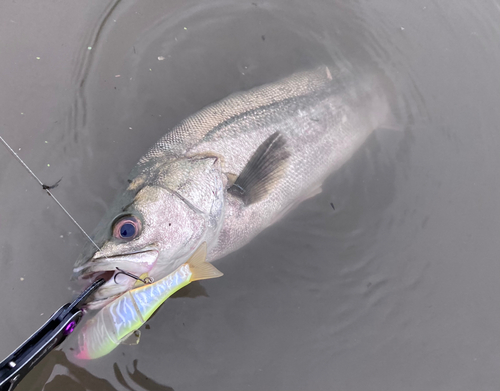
69, 0, 123, 137
12, 281, 211, 390
16, 350, 173, 391
1, 0, 500, 390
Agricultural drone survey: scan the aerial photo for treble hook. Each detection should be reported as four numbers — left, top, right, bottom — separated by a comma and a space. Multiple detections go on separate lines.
114, 268, 154, 285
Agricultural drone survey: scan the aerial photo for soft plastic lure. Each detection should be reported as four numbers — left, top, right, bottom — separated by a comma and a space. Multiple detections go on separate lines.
76, 243, 222, 359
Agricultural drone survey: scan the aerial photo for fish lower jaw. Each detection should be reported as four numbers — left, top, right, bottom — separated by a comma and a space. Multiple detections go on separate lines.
94, 274, 135, 295
75, 250, 159, 306
85, 294, 121, 310
83, 270, 141, 309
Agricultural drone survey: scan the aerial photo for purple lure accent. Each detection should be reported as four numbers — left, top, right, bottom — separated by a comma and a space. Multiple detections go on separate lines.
64, 321, 77, 335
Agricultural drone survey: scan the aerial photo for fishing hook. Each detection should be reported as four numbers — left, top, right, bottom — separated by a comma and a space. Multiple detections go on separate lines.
114, 268, 154, 285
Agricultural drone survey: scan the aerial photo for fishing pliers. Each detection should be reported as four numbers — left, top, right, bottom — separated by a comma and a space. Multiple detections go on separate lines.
0, 279, 105, 391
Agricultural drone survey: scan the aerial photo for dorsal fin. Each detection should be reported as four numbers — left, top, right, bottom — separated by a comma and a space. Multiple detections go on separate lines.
228, 131, 290, 205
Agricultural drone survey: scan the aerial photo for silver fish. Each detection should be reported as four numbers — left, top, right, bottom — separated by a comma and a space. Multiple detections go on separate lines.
73, 66, 393, 307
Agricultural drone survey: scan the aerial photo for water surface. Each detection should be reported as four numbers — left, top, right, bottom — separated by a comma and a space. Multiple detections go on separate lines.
1, 0, 500, 390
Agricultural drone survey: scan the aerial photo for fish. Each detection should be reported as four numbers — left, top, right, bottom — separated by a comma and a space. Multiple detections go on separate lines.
72, 65, 394, 307
76, 242, 222, 359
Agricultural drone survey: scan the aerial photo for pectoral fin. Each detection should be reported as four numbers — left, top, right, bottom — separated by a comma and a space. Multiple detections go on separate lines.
228, 131, 290, 205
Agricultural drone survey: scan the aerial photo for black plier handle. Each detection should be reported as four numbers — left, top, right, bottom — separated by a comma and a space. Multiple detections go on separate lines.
0, 279, 105, 391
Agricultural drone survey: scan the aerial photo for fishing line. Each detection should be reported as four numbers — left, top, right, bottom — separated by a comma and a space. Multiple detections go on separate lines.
0, 135, 103, 254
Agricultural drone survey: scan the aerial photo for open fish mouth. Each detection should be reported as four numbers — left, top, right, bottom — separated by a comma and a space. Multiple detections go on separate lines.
72, 250, 159, 309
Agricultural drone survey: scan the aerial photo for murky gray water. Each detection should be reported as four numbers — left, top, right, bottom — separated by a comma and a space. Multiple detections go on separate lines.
1, 0, 500, 390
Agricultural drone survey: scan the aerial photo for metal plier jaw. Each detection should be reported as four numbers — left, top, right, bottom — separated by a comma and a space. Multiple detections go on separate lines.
0, 279, 105, 391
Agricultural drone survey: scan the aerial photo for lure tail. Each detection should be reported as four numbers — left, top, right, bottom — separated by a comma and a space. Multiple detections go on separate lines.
75, 242, 223, 360
187, 242, 224, 282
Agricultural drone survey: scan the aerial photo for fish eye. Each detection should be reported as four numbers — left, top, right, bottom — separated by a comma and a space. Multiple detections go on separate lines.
112, 215, 141, 241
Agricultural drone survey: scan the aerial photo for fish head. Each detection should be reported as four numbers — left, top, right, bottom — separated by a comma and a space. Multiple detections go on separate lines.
73, 156, 225, 308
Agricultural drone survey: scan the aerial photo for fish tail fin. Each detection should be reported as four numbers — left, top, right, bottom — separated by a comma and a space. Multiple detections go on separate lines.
379, 110, 402, 132
187, 242, 224, 281
372, 68, 403, 132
